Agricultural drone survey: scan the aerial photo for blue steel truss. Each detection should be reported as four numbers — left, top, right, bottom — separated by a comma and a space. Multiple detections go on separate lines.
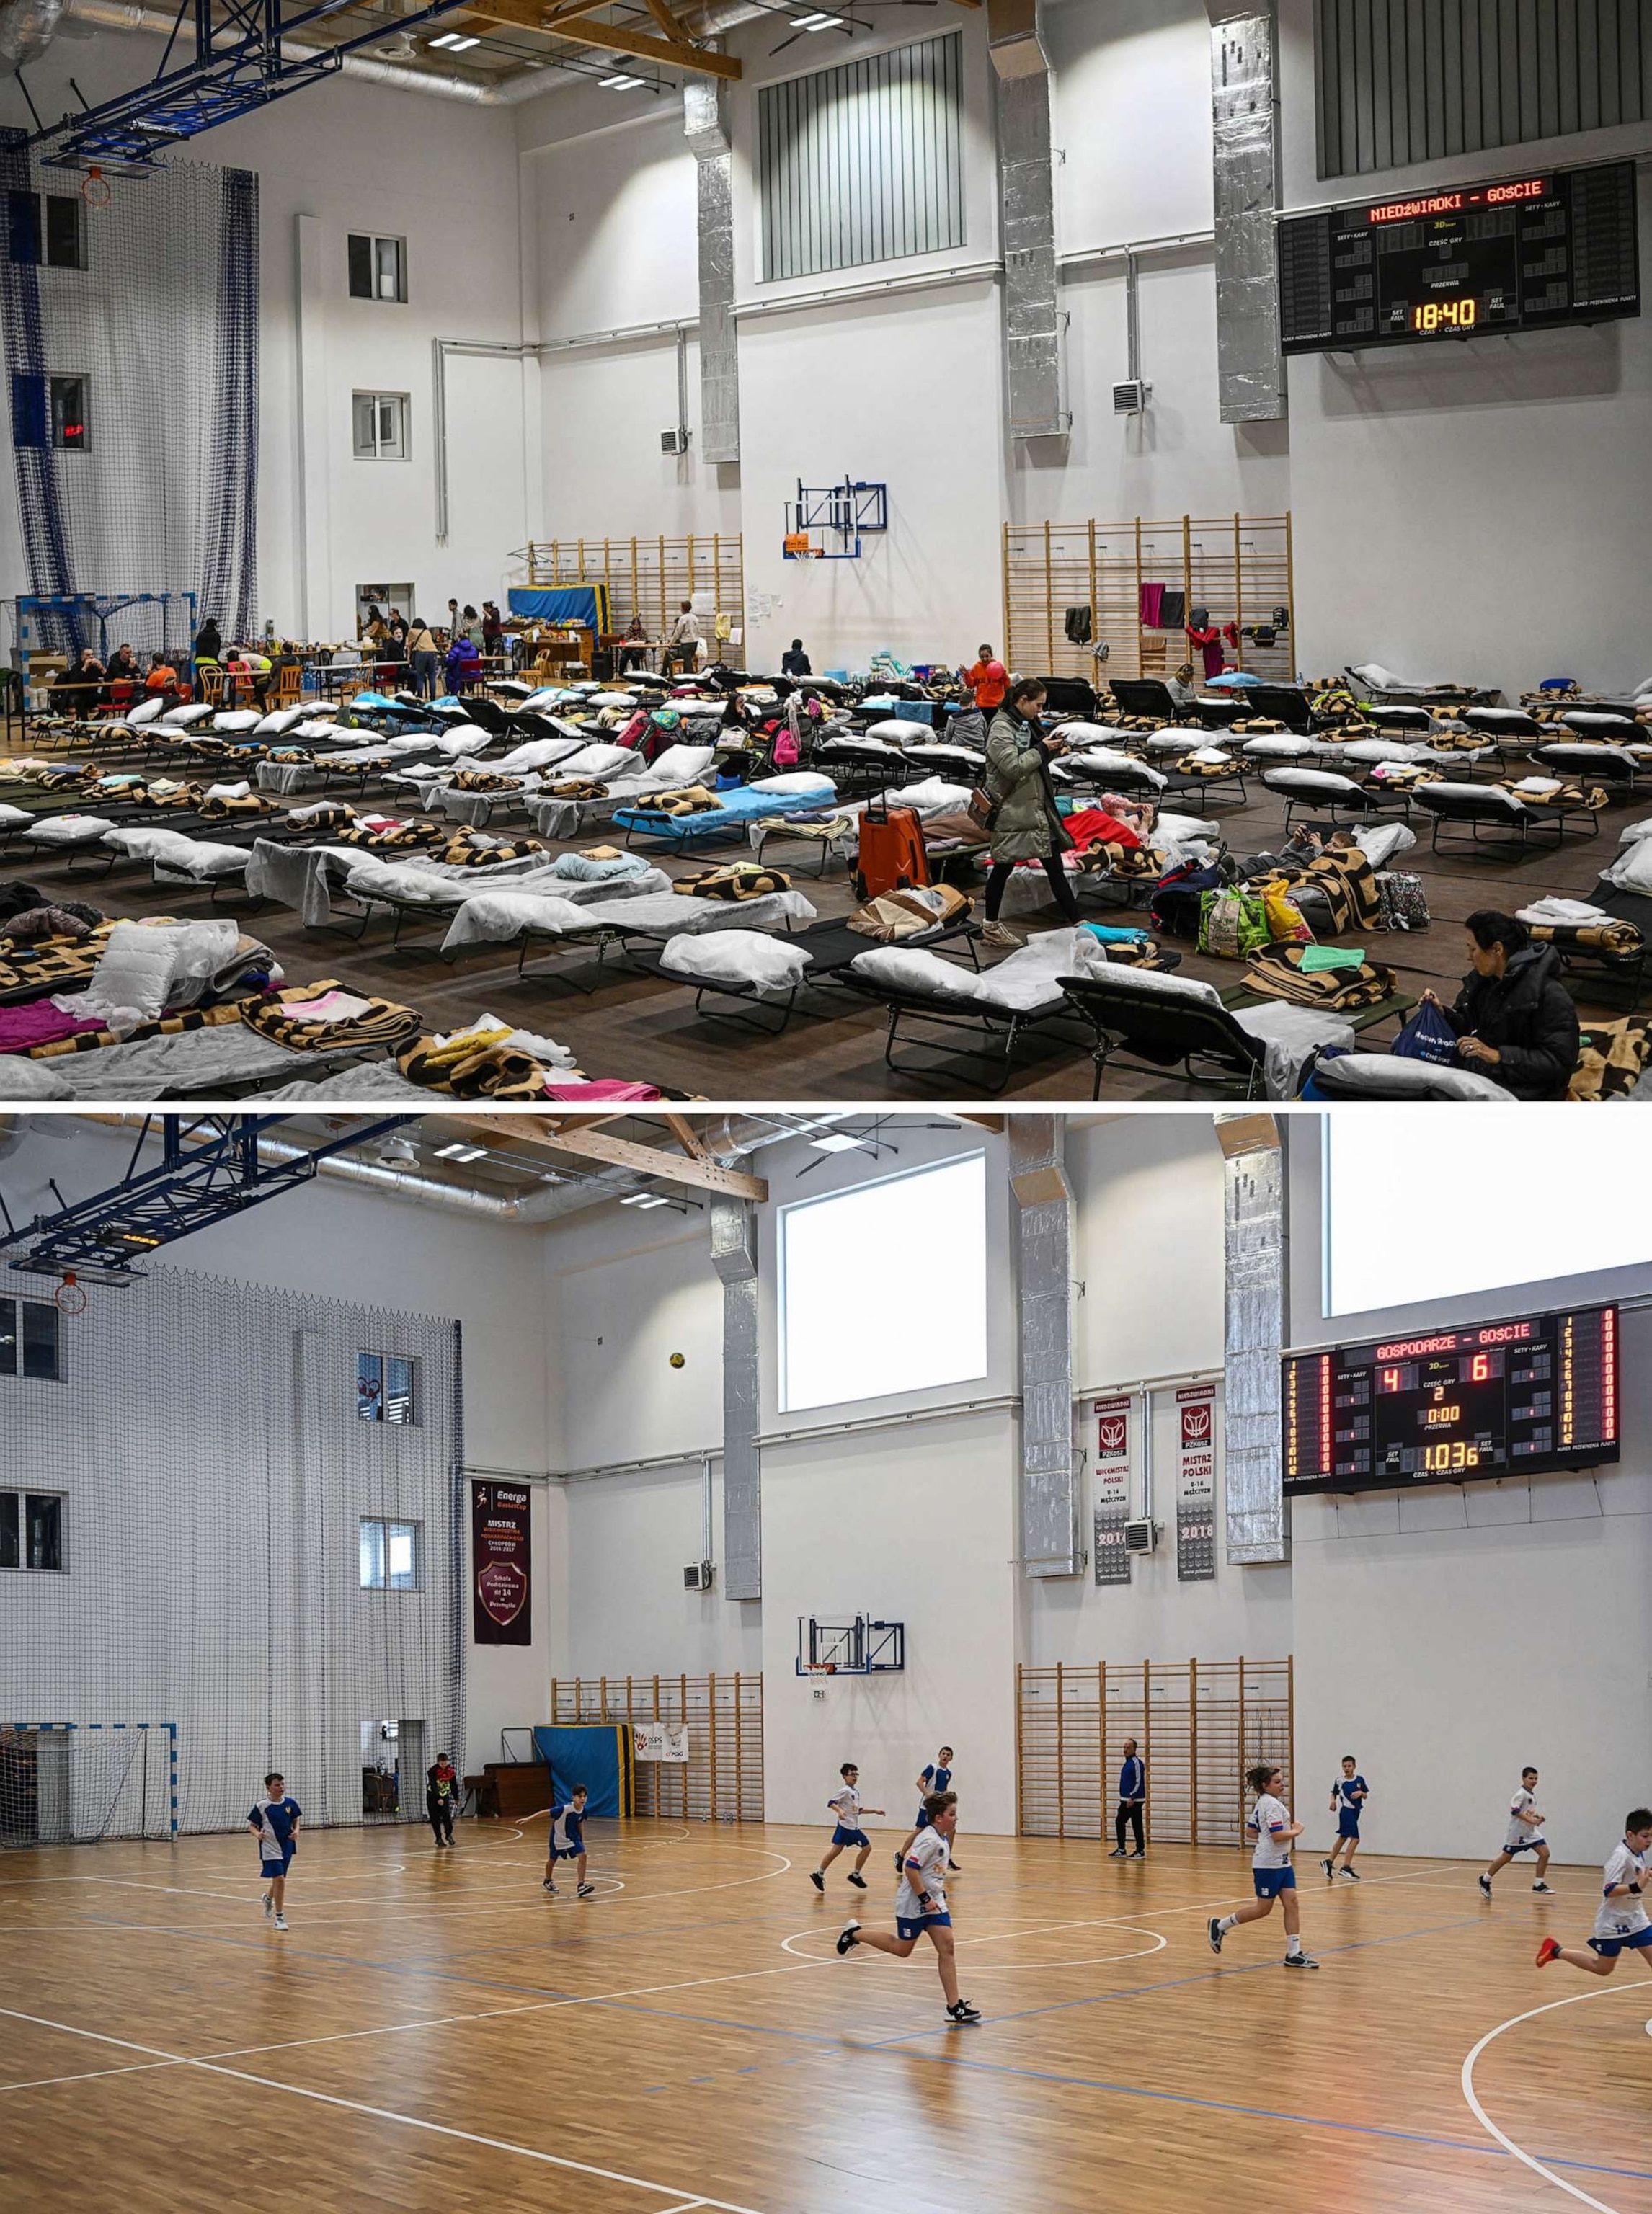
22, 0, 476, 167
0, 1115, 412, 1281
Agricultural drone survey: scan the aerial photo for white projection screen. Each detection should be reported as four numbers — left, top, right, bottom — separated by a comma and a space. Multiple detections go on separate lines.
1323, 1111, 1652, 1317
780, 1153, 987, 1413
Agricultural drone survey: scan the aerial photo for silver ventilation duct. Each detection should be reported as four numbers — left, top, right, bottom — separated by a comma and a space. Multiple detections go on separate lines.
1217, 1114, 1288, 1562
684, 72, 740, 463
0, 0, 65, 72
1207, 5, 1286, 423
711, 1193, 761, 1600
996, 63, 1065, 440
1011, 1116, 1080, 1577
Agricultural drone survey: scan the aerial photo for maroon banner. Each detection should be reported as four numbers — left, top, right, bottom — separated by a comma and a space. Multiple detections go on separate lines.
471, 1481, 531, 1645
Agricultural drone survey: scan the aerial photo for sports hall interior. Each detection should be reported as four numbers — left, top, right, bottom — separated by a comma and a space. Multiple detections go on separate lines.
0, 1106, 1647, 2213
0, 3, 1649, 1103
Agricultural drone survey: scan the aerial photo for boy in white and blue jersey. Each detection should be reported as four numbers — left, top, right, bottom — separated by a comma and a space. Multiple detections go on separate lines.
835, 1789, 981, 2025
1479, 1766, 1553, 1895
894, 1746, 961, 1875
1537, 1808, 1652, 1980
542, 1784, 594, 1899
811, 1762, 884, 1892
1320, 1754, 1369, 1881
247, 1771, 301, 1931
1209, 1764, 1318, 1968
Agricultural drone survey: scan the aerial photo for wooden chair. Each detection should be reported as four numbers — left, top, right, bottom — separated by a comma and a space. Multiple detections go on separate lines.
274, 663, 302, 708
197, 665, 225, 706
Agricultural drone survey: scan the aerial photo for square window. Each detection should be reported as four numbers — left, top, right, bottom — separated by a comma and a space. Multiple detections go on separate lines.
347, 231, 407, 303
45, 195, 86, 271
0, 1298, 59, 1381
352, 391, 408, 461
358, 1350, 419, 1423
360, 1516, 421, 1590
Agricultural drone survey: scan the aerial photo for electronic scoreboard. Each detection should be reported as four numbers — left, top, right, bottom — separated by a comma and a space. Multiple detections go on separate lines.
1278, 159, 1640, 355
1282, 1304, 1619, 1496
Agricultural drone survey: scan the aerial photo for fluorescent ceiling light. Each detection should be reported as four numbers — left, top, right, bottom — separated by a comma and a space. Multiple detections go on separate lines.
796, 12, 845, 27
621, 1191, 670, 1208
600, 73, 644, 88
809, 1132, 869, 1155
430, 30, 480, 48
434, 1142, 487, 1163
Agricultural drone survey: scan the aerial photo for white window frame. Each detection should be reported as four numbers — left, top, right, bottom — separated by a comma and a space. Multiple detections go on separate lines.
0, 1294, 61, 1383
360, 1516, 422, 1591
351, 391, 410, 462
347, 231, 408, 303
0, 1489, 68, 1573
356, 1348, 420, 1424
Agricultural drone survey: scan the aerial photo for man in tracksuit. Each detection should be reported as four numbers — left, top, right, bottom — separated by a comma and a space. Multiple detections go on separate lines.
1111, 1739, 1146, 1859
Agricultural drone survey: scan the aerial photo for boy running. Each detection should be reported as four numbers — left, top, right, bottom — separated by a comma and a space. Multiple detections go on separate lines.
894, 1746, 960, 1875
1209, 1764, 1319, 1969
543, 1784, 595, 1899
1480, 1767, 1553, 1895
1537, 1808, 1652, 1980
811, 1762, 884, 1892
248, 1771, 301, 1931
836, 1790, 981, 2024
1320, 1755, 1369, 1880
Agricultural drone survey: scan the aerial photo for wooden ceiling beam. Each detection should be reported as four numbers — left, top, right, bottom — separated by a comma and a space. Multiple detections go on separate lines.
463, 0, 742, 78
459, 1113, 768, 1201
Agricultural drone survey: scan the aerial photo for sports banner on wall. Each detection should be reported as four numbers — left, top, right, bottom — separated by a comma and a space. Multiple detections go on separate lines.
471, 1482, 532, 1645
1176, 1385, 1217, 1581
1092, 1394, 1132, 1586
632, 1721, 690, 1764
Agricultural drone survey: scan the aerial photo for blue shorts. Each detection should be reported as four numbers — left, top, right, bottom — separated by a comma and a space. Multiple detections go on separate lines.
913, 1809, 931, 1831
1253, 1866, 1296, 1899
1337, 1810, 1361, 1840
1506, 1836, 1547, 1857
1589, 1925, 1652, 1959
549, 1843, 585, 1862
897, 1911, 951, 1942
832, 1826, 869, 1849
260, 1849, 293, 1877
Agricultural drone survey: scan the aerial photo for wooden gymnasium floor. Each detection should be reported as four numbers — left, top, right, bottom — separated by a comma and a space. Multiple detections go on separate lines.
1, 758, 1640, 1100
1, 1821, 1646, 2213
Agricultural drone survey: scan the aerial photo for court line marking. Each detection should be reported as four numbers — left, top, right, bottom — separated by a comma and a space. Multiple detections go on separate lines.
1461, 1974, 1652, 2213
0, 2004, 771, 2214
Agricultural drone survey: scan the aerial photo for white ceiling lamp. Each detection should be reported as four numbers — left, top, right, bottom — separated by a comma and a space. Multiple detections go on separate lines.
600, 72, 644, 88
809, 1131, 871, 1155
620, 1191, 672, 1209
795, 11, 846, 27
430, 30, 481, 49
434, 1142, 488, 1163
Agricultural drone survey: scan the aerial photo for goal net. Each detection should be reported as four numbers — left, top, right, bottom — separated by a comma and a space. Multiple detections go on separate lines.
0, 1722, 177, 1849
12, 592, 196, 693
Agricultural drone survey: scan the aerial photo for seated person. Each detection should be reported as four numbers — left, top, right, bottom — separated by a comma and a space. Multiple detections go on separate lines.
50, 647, 105, 715
446, 631, 483, 693
781, 637, 812, 678
619, 615, 650, 673
1420, 910, 1579, 1101
144, 653, 182, 706
105, 643, 140, 695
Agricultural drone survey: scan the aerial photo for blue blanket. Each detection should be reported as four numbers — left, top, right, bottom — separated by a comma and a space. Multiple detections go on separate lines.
614, 784, 835, 844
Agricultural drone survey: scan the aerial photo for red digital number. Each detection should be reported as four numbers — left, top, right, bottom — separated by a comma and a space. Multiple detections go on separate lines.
1470, 1354, 1490, 1382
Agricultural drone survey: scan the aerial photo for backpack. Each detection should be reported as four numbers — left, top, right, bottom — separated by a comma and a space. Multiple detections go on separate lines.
1198, 886, 1271, 961
771, 727, 801, 768
1375, 870, 1430, 930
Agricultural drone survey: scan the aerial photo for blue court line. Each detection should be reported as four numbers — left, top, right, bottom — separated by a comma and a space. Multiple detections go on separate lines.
18, 1900, 1643, 2189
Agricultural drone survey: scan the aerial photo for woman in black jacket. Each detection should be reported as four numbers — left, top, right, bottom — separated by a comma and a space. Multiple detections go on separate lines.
1422, 910, 1579, 1099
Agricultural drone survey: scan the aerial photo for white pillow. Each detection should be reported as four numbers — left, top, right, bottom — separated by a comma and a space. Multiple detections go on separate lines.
850, 947, 982, 1000
1537, 741, 1638, 770
748, 771, 835, 796
126, 696, 165, 725
1348, 821, 1416, 870
1465, 706, 1539, 728
1240, 736, 1318, 759
1065, 748, 1164, 785
1333, 738, 1421, 765
1421, 781, 1523, 812
0, 802, 30, 827
1563, 711, 1640, 732
866, 719, 937, 744
589, 692, 639, 709
641, 744, 717, 786
0, 1054, 72, 1098
1140, 726, 1210, 753
1605, 836, 1652, 894
161, 703, 214, 728
662, 930, 813, 1000
1617, 817, 1652, 847
1350, 662, 1411, 693
60, 919, 190, 1023
1263, 768, 1362, 796
556, 744, 638, 780
1068, 959, 1225, 1009
213, 709, 263, 732
1310, 1052, 1516, 1102
32, 814, 117, 843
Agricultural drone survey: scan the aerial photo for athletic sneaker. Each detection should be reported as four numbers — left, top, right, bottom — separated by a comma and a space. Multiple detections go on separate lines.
1320, 1858, 1334, 1880
1339, 1867, 1361, 1881
836, 1920, 861, 1956
1478, 1874, 1493, 1898
1207, 1917, 1225, 1955
543, 1878, 559, 1896
949, 1860, 963, 1872
946, 1999, 982, 2024
1532, 1880, 1553, 1894
272, 1914, 288, 1931
262, 1892, 274, 1919
1127, 1853, 1142, 1862
893, 1851, 905, 1875
809, 1870, 825, 1893
1108, 1846, 1126, 1859
1536, 1937, 1562, 1966
1282, 1951, 1319, 1969
577, 1882, 595, 1898
847, 1872, 867, 1889
981, 922, 1024, 950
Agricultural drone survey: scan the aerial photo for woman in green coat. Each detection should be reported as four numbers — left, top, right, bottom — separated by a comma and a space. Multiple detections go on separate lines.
981, 676, 1082, 947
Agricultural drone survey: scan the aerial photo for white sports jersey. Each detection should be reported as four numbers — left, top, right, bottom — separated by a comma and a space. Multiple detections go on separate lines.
895, 1825, 949, 1920
1504, 1787, 1544, 1851
830, 1784, 862, 1830
1249, 1792, 1294, 1870
1593, 1842, 1649, 1944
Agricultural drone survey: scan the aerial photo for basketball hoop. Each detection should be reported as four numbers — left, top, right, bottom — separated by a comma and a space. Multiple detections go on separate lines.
81, 168, 112, 210
55, 1273, 87, 1317
804, 1661, 838, 1675
783, 531, 819, 561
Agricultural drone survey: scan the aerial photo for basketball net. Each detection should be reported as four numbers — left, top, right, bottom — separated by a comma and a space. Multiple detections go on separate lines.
81, 168, 112, 210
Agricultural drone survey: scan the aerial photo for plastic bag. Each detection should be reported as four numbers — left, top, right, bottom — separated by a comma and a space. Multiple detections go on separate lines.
1198, 886, 1269, 961
1391, 998, 1460, 1066
1262, 884, 1313, 943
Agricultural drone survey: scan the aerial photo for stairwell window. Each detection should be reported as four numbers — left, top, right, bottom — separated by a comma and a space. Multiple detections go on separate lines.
357, 1351, 419, 1424
352, 392, 409, 461
360, 1518, 421, 1591
347, 232, 407, 303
